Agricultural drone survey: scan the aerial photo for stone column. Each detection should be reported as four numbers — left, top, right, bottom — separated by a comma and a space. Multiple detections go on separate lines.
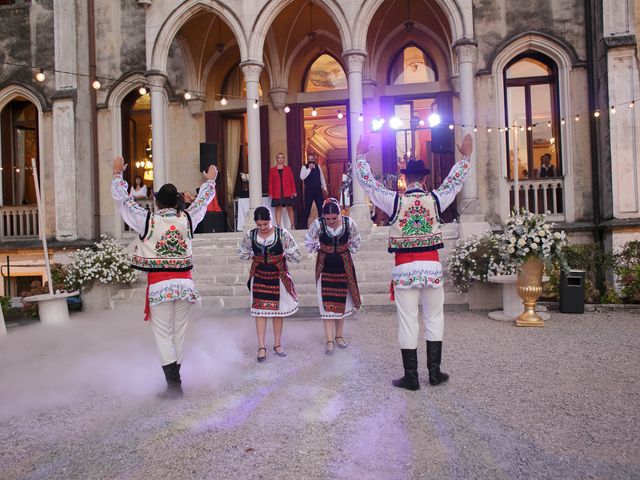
241, 62, 264, 217
454, 40, 482, 221
147, 72, 169, 188
343, 50, 372, 231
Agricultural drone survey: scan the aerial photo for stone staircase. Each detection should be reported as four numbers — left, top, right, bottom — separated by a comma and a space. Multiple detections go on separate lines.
114, 224, 468, 312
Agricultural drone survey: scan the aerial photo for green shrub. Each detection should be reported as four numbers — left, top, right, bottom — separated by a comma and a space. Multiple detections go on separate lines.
0, 296, 9, 315
615, 241, 640, 304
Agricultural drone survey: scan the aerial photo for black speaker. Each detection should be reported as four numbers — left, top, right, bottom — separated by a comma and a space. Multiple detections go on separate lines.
431, 125, 454, 153
200, 143, 218, 172
195, 211, 227, 233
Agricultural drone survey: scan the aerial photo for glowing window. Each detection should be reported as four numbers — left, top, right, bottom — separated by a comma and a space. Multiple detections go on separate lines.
304, 54, 347, 92
388, 45, 438, 85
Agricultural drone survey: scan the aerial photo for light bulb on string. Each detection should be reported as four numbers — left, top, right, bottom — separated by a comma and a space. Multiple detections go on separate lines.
448, 124, 454, 130
284, 105, 290, 113
358, 113, 364, 122
527, 126, 532, 131
519, 125, 524, 131
611, 106, 616, 114
183, 91, 192, 100
630, 101, 635, 108
487, 127, 492, 133
561, 118, 565, 125
574, 115, 579, 122
311, 107, 318, 117
594, 110, 600, 118
220, 97, 228, 106
389, 116, 403, 129
427, 113, 441, 127
35, 69, 45, 82
337, 110, 343, 119
473, 126, 478, 132
138, 86, 147, 95
92, 79, 101, 90
418, 119, 425, 126
547, 121, 552, 128
253, 100, 259, 109
499, 127, 503, 133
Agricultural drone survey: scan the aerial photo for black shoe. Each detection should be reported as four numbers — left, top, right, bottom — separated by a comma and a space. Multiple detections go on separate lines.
158, 362, 183, 399
426, 341, 449, 386
392, 349, 420, 391
257, 347, 267, 363
273, 345, 287, 357
325, 340, 335, 355
335, 336, 348, 349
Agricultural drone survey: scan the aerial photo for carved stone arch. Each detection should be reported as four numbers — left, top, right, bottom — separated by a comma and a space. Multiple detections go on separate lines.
249, 0, 351, 61
354, 0, 468, 52
150, 0, 248, 72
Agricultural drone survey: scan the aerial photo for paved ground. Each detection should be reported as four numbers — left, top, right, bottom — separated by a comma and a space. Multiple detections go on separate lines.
1, 306, 639, 480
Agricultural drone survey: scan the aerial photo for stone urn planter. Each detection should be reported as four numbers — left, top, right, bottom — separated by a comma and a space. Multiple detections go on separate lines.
515, 257, 545, 327
81, 283, 115, 312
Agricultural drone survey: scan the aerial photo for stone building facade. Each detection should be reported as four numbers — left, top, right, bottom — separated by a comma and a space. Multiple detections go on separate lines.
0, 0, 638, 256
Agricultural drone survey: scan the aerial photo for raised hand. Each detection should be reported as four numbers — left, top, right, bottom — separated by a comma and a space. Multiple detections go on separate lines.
356, 134, 373, 156
457, 134, 473, 157
203, 164, 218, 182
113, 156, 127, 174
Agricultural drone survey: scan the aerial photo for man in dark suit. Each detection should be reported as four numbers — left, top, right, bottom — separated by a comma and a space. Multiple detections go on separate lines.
538, 153, 555, 178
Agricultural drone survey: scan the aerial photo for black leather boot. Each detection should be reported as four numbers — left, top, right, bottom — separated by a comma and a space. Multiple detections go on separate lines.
426, 341, 449, 386
158, 362, 183, 399
391, 349, 420, 391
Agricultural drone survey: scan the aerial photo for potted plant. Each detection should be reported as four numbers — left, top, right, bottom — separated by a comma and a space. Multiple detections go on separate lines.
65, 236, 137, 311
502, 211, 567, 326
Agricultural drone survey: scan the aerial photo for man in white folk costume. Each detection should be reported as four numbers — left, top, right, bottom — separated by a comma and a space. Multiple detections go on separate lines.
111, 157, 218, 398
354, 134, 473, 390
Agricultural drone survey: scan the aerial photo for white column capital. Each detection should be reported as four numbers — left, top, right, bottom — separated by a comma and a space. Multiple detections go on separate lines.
453, 39, 478, 65
145, 71, 168, 90
343, 50, 367, 73
240, 62, 264, 83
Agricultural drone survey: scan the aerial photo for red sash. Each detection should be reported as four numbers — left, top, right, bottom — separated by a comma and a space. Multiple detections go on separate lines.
144, 271, 192, 321
390, 251, 440, 301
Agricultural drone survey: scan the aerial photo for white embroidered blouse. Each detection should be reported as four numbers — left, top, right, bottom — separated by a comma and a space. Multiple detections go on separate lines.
238, 228, 302, 264
304, 217, 362, 254
353, 153, 471, 289
111, 173, 216, 306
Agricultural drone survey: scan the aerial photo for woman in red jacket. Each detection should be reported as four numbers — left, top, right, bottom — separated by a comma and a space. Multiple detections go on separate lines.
269, 152, 297, 229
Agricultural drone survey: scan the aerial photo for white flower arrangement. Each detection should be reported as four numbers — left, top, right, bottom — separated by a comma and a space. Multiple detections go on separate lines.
66, 235, 137, 290
502, 211, 567, 265
447, 232, 516, 293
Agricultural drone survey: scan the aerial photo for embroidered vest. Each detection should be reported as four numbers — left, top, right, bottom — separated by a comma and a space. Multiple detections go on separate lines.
319, 217, 350, 252
131, 211, 193, 271
250, 227, 284, 259
388, 191, 444, 253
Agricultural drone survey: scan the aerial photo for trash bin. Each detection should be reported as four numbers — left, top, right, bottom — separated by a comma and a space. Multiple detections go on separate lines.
559, 270, 586, 314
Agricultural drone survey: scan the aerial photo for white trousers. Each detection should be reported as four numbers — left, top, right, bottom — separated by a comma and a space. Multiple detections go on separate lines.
149, 300, 193, 366
394, 286, 444, 349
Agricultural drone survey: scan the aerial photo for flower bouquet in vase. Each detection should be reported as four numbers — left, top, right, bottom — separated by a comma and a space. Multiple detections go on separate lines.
503, 211, 567, 326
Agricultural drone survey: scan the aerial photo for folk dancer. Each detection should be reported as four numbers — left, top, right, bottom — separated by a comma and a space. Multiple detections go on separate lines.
353, 134, 473, 390
238, 206, 301, 362
111, 157, 218, 399
304, 198, 362, 355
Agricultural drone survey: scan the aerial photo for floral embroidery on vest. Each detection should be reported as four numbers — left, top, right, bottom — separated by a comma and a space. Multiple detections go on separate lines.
155, 225, 188, 257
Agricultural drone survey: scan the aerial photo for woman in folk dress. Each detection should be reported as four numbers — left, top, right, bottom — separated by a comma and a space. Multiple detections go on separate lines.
238, 206, 301, 362
304, 198, 362, 355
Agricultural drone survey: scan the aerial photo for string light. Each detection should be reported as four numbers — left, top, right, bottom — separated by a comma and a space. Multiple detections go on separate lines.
487, 127, 492, 133
337, 110, 343, 119
473, 126, 478, 132
35, 69, 45, 82
547, 121, 552, 128
499, 127, 503, 133
358, 113, 364, 122
519, 125, 524, 131
283, 105, 290, 113
561, 118, 566, 125
594, 110, 600, 118
630, 101, 635, 108
611, 106, 616, 114
220, 97, 228, 105
574, 115, 580, 122
527, 126, 532, 131
92, 79, 101, 90
448, 124, 454, 130
418, 119, 425, 126
183, 91, 192, 100
253, 99, 259, 109
311, 107, 318, 116
138, 86, 147, 95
